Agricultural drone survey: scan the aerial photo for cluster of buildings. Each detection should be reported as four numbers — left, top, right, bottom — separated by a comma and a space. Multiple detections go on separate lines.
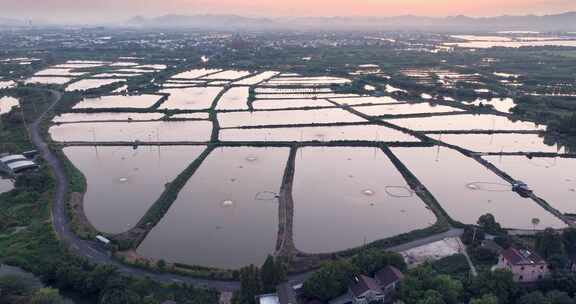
341, 266, 404, 304
256, 240, 556, 304
257, 265, 404, 304
0, 152, 38, 175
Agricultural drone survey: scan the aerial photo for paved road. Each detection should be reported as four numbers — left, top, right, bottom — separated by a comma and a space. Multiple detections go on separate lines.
386, 228, 464, 253
285, 228, 465, 286
29, 90, 240, 291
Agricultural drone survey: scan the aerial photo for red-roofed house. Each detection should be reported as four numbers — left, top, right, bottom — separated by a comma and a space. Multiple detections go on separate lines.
494, 247, 549, 282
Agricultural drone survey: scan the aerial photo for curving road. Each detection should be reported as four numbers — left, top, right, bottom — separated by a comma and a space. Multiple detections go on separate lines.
29, 90, 240, 291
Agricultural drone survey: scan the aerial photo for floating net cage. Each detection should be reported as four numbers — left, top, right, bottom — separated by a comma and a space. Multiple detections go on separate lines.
385, 186, 414, 198
255, 191, 279, 201
465, 182, 510, 192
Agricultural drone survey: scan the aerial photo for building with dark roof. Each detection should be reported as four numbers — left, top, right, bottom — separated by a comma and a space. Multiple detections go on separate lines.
349, 275, 385, 304
495, 246, 549, 282
375, 265, 403, 294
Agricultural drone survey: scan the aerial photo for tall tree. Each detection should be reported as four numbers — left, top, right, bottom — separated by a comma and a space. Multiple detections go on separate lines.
470, 294, 498, 304
562, 228, 576, 256
466, 270, 518, 304
517, 291, 551, 304
351, 249, 406, 275
239, 265, 262, 304
261, 255, 278, 293
98, 277, 141, 304
430, 275, 463, 304
536, 228, 565, 260
546, 290, 574, 304
302, 260, 359, 302
30, 288, 65, 304
477, 214, 503, 235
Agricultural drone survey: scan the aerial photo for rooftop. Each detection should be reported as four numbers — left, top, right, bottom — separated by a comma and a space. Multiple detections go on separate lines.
258, 294, 280, 304
0, 154, 27, 164
375, 265, 403, 287
350, 275, 382, 297
7, 160, 38, 172
502, 247, 545, 266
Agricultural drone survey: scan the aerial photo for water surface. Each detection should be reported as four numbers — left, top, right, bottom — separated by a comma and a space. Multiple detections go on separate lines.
73, 95, 161, 109
138, 147, 288, 269
433, 133, 564, 153
50, 121, 212, 142
234, 71, 279, 85
216, 87, 249, 110
484, 156, 576, 215
53, 113, 164, 123
464, 98, 516, 113
26, 76, 72, 85
353, 103, 463, 116
220, 124, 419, 142
252, 99, 334, 110
171, 69, 222, 79
67, 79, 124, 91
159, 87, 223, 110
218, 108, 365, 128
330, 96, 399, 106
293, 148, 436, 253
389, 114, 544, 131
64, 146, 205, 233
392, 146, 566, 229
203, 70, 252, 80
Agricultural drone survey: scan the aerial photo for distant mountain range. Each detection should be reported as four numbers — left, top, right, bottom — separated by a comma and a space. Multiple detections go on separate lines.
126, 12, 576, 32
0, 17, 27, 26
2, 12, 576, 32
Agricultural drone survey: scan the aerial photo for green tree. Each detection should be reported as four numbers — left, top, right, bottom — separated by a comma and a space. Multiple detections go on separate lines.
548, 254, 570, 271
0, 274, 34, 296
462, 226, 485, 247
302, 260, 359, 302
477, 214, 503, 235
546, 290, 574, 304
536, 228, 565, 259
470, 294, 498, 304
517, 291, 551, 304
98, 277, 141, 304
30, 288, 65, 304
466, 270, 518, 304
417, 290, 446, 304
430, 275, 463, 304
238, 265, 262, 304
562, 228, 576, 256
351, 249, 406, 275
398, 266, 435, 303
261, 255, 283, 293
156, 259, 167, 271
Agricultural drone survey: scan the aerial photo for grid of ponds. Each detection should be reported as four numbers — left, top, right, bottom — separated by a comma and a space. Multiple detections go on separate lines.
50, 68, 571, 270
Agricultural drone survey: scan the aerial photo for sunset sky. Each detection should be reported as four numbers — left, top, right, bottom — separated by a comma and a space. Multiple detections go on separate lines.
2, 0, 575, 23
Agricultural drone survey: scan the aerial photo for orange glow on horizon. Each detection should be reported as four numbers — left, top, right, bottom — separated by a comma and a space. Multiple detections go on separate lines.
1, 0, 575, 23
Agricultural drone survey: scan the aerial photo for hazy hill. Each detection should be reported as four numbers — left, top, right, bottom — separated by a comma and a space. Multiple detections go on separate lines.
128, 12, 576, 32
